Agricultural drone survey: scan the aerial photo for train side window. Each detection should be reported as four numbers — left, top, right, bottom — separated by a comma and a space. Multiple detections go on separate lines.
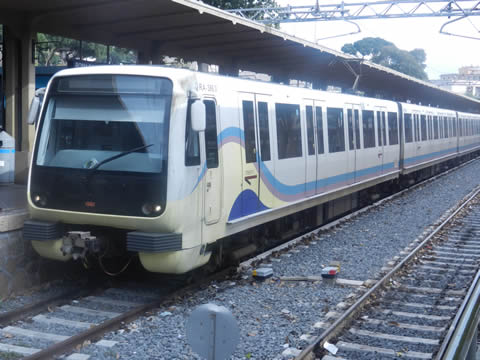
376, 111, 382, 146
362, 110, 375, 148
439, 117, 444, 138
347, 109, 354, 150
376, 111, 386, 146
185, 100, 200, 166
420, 115, 427, 141
306, 106, 315, 155
433, 116, 439, 139
382, 112, 387, 145
452, 117, 457, 137
276, 103, 302, 159
316, 107, 325, 154
404, 114, 413, 143
327, 107, 345, 153
427, 115, 433, 140
258, 102, 271, 161
204, 100, 218, 169
347, 109, 360, 150
388, 112, 399, 145
414, 114, 420, 142
354, 110, 360, 149
242, 100, 256, 163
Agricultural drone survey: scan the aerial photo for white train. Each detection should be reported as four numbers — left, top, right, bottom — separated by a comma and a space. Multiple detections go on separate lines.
24, 66, 480, 274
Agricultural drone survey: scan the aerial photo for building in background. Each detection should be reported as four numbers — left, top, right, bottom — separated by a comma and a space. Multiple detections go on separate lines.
432, 66, 480, 98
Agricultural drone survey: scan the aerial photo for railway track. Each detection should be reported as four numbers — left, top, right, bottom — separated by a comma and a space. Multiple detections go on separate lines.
296, 186, 480, 360
0, 269, 232, 360
1, 160, 479, 360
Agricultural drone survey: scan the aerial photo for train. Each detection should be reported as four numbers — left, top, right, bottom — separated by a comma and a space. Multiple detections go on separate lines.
24, 65, 480, 274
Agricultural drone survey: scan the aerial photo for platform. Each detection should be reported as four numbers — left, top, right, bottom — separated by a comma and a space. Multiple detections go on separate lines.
0, 184, 27, 212
0, 183, 28, 235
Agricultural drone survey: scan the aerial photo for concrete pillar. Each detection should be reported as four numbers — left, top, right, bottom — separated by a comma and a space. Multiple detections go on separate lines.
137, 48, 152, 65
218, 58, 239, 77
4, 25, 36, 184
151, 41, 164, 65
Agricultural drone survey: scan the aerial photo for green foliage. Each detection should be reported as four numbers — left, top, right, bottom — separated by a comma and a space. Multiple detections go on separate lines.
342, 37, 428, 80
202, 0, 277, 9
36, 33, 136, 66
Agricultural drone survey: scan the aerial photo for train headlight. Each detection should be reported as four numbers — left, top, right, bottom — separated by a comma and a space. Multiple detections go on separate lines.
32, 194, 47, 207
142, 203, 162, 216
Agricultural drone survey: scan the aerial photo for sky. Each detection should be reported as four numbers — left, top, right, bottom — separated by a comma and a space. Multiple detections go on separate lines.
276, 0, 480, 80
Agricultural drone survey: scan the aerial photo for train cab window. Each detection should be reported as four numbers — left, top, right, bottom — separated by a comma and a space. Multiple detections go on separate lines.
185, 100, 200, 166
404, 114, 413, 143
204, 100, 219, 169
327, 107, 345, 153
258, 102, 271, 161
362, 110, 375, 148
276, 103, 302, 159
316, 107, 325, 154
376, 111, 386, 146
242, 100, 257, 163
306, 106, 315, 155
433, 116, 439, 139
388, 112, 399, 145
420, 115, 427, 141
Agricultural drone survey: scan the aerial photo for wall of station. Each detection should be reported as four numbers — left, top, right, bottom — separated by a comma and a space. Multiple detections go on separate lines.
0, 212, 69, 297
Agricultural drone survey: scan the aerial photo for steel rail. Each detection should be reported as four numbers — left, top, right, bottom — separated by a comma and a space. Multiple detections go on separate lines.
22, 267, 234, 360
435, 246, 480, 359
296, 185, 480, 360
0, 286, 99, 327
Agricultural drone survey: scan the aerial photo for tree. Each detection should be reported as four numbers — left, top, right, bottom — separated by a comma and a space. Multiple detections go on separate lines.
342, 37, 428, 80
202, 0, 278, 10
36, 33, 136, 66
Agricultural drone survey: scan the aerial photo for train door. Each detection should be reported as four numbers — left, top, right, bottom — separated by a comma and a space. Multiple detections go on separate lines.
303, 99, 318, 196
346, 104, 360, 184
238, 93, 273, 217
376, 108, 387, 174
272, 99, 306, 204
203, 99, 222, 224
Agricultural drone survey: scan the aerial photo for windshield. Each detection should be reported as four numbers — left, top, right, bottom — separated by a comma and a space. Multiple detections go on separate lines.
35, 75, 172, 173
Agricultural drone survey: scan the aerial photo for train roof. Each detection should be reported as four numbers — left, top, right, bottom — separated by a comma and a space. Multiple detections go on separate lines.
2, 0, 479, 113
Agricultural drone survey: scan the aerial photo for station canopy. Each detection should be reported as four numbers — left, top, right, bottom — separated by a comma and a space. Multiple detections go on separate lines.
0, 0, 479, 112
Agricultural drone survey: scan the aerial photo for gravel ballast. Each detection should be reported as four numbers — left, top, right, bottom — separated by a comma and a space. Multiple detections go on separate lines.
3, 159, 480, 360
62, 159, 480, 360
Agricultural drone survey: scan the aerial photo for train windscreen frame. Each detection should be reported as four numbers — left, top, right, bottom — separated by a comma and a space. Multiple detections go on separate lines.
30, 74, 173, 217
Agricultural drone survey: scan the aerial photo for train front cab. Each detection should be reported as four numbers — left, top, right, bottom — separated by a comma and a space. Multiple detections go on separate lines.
25, 67, 222, 274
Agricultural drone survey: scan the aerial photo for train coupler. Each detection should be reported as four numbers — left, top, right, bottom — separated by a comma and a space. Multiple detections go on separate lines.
61, 231, 105, 260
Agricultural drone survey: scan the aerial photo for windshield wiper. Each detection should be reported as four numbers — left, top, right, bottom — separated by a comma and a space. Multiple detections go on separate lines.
88, 143, 154, 172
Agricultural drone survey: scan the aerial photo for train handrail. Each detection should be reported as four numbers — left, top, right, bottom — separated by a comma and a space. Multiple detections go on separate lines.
435, 268, 480, 359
